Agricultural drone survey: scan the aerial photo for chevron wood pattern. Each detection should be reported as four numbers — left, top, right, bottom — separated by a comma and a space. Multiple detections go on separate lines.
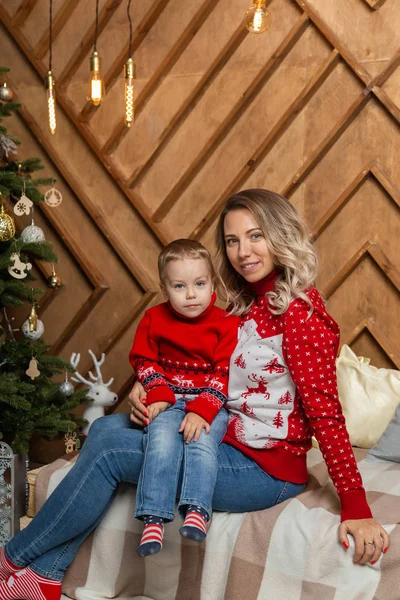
0, 0, 399, 461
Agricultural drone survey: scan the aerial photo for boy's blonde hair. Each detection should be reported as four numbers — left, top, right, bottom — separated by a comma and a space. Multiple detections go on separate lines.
158, 239, 215, 283
215, 189, 318, 316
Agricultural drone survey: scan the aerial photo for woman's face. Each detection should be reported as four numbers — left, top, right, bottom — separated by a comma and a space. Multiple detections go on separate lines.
223, 208, 275, 283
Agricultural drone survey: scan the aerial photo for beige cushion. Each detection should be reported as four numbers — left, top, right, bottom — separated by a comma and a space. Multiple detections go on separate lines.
336, 345, 400, 448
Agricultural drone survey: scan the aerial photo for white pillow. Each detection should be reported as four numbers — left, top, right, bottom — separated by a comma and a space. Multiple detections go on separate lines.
336, 345, 400, 448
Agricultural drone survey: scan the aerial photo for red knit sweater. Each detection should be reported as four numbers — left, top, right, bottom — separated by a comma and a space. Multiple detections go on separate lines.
224, 270, 372, 522
129, 293, 239, 424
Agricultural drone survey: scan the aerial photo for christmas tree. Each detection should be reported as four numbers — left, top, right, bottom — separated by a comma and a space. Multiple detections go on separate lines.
0, 67, 87, 454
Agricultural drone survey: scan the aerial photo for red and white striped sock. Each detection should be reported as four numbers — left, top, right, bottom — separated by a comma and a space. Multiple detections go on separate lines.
0, 568, 62, 600
179, 505, 208, 542
136, 516, 164, 558
0, 548, 22, 582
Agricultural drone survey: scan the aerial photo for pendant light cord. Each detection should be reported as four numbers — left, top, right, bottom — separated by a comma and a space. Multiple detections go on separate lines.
127, 0, 132, 57
49, 0, 53, 71
94, 0, 100, 51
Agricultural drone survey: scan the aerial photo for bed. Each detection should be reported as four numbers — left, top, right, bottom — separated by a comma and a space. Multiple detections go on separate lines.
29, 445, 400, 600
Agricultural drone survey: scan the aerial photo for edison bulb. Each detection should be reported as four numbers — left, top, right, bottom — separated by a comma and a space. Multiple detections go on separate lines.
124, 58, 136, 127
45, 71, 56, 134
88, 51, 104, 106
244, 1, 271, 34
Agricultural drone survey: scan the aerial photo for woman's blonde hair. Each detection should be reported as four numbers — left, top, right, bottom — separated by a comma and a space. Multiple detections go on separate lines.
215, 189, 318, 316
158, 238, 215, 283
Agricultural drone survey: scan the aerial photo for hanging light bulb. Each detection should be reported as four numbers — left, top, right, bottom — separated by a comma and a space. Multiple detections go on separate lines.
88, 0, 104, 106
124, 58, 135, 127
88, 50, 105, 106
123, 0, 135, 127
45, 71, 56, 135
244, 0, 271, 34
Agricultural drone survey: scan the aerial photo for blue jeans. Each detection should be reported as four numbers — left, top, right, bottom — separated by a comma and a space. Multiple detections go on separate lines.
135, 400, 228, 521
5, 414, 305, 580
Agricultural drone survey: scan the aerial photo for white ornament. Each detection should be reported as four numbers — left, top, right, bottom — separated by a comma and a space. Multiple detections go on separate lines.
13, 194, 33, 216
60, 380, 75, 396
20, 220, 45, 243
21, 318, 44, 340
44, 187, 62, 207
8, 253, 32, 279
60, 371, 74, 396
70, 350, 118, 435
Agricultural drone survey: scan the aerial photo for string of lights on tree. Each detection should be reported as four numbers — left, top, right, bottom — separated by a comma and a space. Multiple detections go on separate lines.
40, 0, 270, 136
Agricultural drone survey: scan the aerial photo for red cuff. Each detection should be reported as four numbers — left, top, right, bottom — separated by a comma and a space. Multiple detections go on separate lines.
339, 489, 373, 522
185, 394, 223, 424
146, 385, 176, 406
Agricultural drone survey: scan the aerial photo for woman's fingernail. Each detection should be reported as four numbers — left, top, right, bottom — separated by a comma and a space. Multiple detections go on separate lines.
370, 560, 376, 565
342, 542, 349, 549
383, 548, 388, 554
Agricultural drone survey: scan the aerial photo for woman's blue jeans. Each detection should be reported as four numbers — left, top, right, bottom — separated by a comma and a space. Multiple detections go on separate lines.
135, 400, 228, 521
5, 414, 305, 581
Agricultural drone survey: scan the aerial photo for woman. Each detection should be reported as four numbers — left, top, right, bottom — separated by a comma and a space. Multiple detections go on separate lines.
0, 190, 389, 600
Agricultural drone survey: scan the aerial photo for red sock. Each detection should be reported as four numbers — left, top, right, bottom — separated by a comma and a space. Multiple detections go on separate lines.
136, 516, 164, 558
0, 568, 62, 600
0, 548, 21, 582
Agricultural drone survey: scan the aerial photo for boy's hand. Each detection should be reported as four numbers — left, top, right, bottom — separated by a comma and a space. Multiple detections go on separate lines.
179, 412, 210, 443
147, 401, 170, 423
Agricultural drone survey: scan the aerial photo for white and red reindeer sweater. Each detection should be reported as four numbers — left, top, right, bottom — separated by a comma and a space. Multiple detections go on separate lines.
224, 270, 372, 522
129, 293, 239, 424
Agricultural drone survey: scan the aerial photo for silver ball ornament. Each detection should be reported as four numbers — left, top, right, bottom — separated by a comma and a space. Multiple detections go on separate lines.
20, 220, 45, 243
59, 380, 75, 396
21, 318, 45, 340
0, 83, 13, 103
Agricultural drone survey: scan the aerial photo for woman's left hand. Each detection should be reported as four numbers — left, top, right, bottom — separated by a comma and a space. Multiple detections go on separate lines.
338, 518, 390, 565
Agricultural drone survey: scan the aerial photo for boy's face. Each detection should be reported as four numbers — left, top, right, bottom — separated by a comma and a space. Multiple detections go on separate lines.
162, 258, 213, 318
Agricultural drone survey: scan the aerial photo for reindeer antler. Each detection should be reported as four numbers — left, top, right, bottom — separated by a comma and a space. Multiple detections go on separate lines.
88, 349, 106, 384
70, 352, 92, 386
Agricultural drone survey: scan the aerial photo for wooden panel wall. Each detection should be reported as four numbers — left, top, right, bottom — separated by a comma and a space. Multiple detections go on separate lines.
1, 0, 399, 443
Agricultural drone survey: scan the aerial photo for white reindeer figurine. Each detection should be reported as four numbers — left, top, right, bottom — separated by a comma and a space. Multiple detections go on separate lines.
70, 350, 118, 435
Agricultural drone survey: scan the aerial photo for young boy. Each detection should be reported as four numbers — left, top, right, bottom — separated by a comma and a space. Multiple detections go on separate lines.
129, 239, 239, 558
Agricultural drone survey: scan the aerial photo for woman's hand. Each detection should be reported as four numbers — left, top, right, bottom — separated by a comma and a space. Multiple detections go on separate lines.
128, 380, 148, 425
179, 412, 210, 443
338, 518, 390, 565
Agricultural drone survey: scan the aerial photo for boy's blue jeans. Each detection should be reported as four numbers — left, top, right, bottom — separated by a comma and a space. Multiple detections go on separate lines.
4, 413, 305, 581
135, 399, 228, 521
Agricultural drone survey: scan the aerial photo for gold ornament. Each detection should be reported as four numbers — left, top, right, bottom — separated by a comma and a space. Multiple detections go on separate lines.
28, 304, 38, 332
0, 82, 13, 103
26, 357, 40, 380
46, 268, 62, 289
0, 202, 16, 242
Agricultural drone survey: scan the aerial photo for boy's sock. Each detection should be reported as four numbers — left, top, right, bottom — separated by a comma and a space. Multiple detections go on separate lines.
0, 548, 22, 581
0, 568, 62, 600
136, 515, 164, 558
179, 505, 208, 542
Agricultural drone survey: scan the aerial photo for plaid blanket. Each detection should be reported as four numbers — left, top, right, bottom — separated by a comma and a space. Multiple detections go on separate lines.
34, 448, 400, 600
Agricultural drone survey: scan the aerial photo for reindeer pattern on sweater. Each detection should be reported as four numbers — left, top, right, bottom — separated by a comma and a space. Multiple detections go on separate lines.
227, 318, 296, 447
